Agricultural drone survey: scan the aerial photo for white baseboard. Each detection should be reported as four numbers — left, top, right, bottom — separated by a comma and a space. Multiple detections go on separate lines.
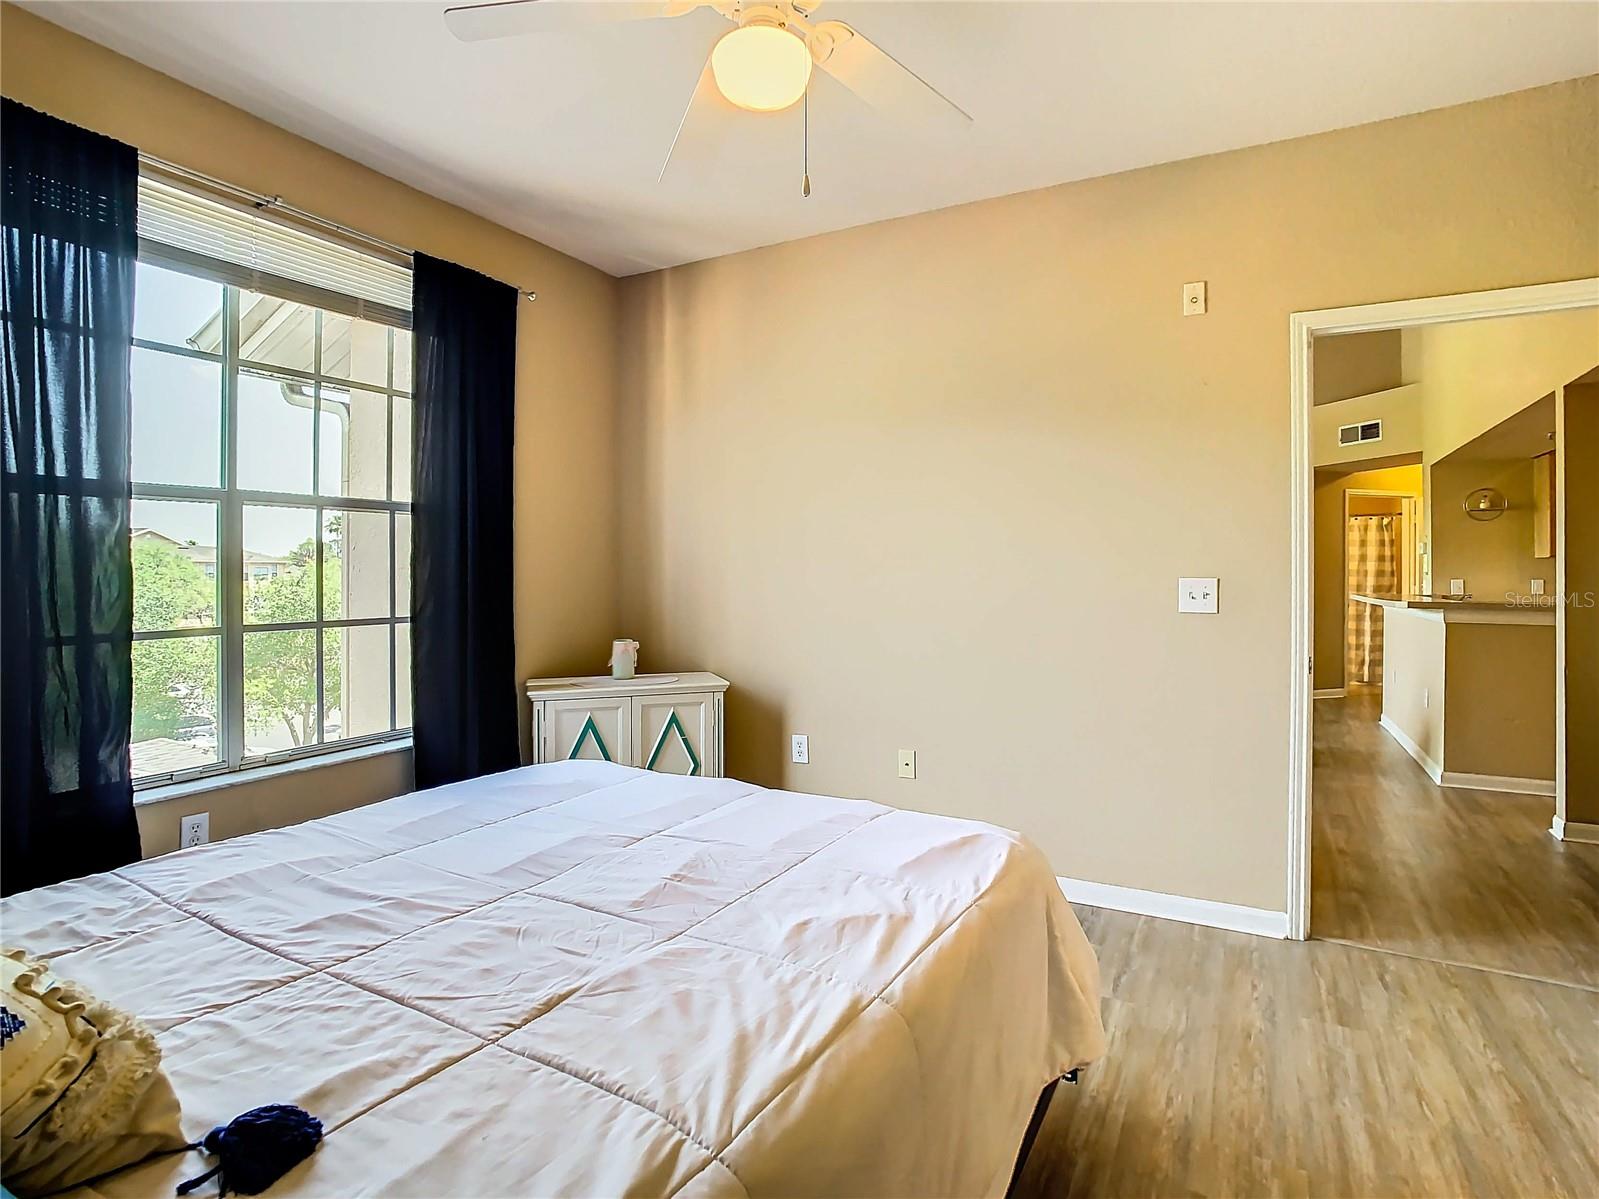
1057, 876, 1289, 940
1439, 771, 1555, 797
1550, 816, 1599, 844
1377, 717, 1554, 796
1378, 715, 1443, 783
1313, 688, 1347, 700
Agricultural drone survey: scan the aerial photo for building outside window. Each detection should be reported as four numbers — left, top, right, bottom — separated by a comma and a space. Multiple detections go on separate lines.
130, 177, 413, 785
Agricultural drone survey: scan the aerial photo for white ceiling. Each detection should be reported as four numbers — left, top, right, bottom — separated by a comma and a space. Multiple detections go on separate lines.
27, 1, 1599, 276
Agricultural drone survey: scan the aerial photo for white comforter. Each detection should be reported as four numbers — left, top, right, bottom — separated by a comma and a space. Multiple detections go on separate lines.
1, 762, 1104, 1198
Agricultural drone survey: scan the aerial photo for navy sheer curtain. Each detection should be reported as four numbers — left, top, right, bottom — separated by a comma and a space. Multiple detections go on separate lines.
410, 253, 520, 789
1, 100, 142, 894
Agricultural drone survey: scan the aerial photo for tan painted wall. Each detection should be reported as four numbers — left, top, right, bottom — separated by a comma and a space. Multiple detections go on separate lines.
1429, 455, 1550, 601
1314, 330, 1403, 406
1312, 464, 1424, 692
1312, 384, 1423, 467
1442, 624, 1556, 781
1, 7, 622, 850
1380, 608, 1446, 772
1405, 308, 1599, 464
1560, 379, 1599, 823
135, 748, 414, 856
618, 78, 1599, 912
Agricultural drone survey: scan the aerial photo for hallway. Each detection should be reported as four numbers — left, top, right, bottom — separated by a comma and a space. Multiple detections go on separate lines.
1311, 689, 1599, 989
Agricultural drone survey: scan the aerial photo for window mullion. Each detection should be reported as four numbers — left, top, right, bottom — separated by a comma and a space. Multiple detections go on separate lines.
387, 328, 398, 733
220, 286, 246, 771
313, 309, 326, 747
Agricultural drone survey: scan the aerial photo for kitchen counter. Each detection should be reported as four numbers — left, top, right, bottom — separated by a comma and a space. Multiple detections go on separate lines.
1365, 598, 1555, 790
1352, 593, 1555, 624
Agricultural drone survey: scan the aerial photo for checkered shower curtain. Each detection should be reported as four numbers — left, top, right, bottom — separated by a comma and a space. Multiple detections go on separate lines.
1346, 515, 1399, 685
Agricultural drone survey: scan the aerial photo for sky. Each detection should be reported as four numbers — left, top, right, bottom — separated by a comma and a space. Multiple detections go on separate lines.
130, 262, 403, 557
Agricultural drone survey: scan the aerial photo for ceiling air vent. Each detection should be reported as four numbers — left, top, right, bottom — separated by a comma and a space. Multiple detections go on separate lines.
1338, 419, 1383, 447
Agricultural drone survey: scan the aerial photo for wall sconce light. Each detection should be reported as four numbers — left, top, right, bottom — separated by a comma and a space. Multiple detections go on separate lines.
1463, 487, 1509, 522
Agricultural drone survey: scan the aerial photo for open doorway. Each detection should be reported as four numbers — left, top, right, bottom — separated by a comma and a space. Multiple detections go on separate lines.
1314, 475, 1424, 702
1289, 281, 1599, 988
1343, 489, 1416, 688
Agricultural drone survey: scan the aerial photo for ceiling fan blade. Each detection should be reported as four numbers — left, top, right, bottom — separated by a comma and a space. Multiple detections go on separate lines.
658, 50, 734, 182
445, 0, 691, 43
810, 20, 971, 128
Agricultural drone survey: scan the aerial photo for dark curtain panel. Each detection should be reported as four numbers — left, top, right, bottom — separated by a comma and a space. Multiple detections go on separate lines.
1, 100, 142, 894
410, 253, 520, 789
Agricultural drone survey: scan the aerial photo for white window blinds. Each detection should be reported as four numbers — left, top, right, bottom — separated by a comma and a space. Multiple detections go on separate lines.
137, 174, 412, 328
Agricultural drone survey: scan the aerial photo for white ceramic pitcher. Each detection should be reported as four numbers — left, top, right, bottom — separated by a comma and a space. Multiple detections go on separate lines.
609, 639, 639, 681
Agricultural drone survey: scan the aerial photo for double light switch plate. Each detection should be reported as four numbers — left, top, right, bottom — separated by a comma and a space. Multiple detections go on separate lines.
1178, 578, 1219, 614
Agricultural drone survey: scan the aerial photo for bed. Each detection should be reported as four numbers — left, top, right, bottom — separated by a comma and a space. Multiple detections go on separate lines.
1, 761, 1105, 1197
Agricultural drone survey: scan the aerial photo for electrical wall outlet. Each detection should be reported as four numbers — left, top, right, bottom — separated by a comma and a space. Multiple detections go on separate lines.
1449, 579, 1465, 596
898, 749, 916, 780
1178, 577, 1219, 614
790, 734, 809, 764
1182, 281, 1207, 316
180, 812, 209, 849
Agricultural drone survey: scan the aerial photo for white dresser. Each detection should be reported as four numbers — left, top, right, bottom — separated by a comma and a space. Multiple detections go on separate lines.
524, 673, 729, 778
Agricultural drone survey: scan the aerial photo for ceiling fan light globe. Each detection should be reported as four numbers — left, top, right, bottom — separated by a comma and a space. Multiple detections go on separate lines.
711, 25, 811, 112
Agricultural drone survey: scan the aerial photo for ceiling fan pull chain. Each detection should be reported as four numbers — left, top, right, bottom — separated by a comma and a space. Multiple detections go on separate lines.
802, 86, 812, 198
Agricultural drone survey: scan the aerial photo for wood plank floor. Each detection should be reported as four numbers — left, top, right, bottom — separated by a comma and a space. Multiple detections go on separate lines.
1312, 689, 1599, 988
1013, 690, 1599, 1198
1014, 909, 1599, 1198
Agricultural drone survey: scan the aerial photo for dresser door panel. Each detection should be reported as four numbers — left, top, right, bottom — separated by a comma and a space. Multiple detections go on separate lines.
634, 693, 714, 777
544, 696, 634, 766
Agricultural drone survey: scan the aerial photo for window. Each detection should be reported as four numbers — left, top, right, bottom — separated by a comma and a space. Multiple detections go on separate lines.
130, 203, 413, 786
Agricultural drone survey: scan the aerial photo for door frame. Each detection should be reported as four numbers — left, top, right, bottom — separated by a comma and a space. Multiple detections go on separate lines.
1287, 277, 1599, 941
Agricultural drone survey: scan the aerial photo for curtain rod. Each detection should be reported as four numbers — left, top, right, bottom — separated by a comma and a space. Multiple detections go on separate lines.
138, 153, 539, 301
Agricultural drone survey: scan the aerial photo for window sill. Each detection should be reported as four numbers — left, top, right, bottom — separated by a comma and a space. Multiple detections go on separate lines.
134, 738, 413, 807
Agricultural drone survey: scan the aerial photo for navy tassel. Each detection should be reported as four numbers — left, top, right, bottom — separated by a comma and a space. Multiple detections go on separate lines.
175, 1105, 323, 1197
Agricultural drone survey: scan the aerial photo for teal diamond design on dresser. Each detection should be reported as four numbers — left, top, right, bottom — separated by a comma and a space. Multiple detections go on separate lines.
645, 709, 701, 776
568, 713, 612, 762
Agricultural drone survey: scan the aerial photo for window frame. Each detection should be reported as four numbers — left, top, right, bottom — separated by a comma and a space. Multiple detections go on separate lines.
132, 262, 413, 790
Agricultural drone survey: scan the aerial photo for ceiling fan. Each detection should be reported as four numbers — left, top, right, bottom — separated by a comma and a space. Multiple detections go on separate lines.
443, 0, 971, 193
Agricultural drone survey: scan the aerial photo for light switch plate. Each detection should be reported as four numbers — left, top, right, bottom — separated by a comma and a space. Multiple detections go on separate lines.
1450, 579, 1465, 596
1182, 281, 1207, 316
898, 749, 916, 780
1178, 577, 1219, 613
1531, 579, 1546, 595
790, 734, 809, 764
